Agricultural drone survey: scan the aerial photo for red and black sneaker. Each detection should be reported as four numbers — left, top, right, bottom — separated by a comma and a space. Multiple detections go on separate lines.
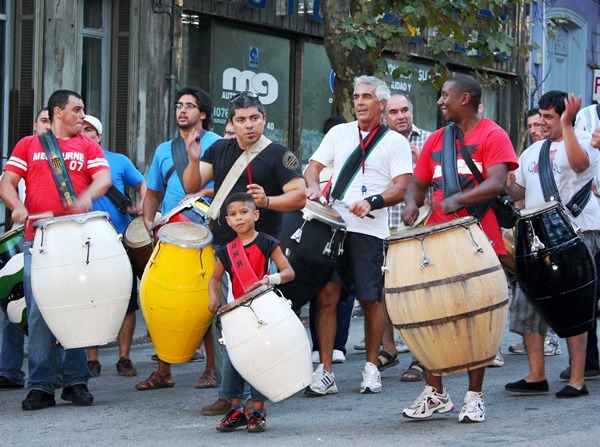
247, 410, 266, 433
216, 408, 248, 432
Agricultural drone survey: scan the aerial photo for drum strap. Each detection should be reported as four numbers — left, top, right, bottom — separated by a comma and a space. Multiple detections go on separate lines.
441, 124, 488, 218
104, 186, 131, 214
226, 237, 260, 294
208, 135, 272, 220
169, 132, 205, 188
330, 125, 389, 201
38, 131, 76, 209
538, 139, 592, 217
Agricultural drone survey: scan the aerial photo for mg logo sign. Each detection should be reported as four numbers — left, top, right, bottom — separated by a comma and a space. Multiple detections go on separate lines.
222, 68, 279, 105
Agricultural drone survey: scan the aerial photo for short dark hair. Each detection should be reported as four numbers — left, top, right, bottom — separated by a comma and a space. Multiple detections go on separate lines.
447, 74, 481, 110
228, 93, 266, 121
527, 108, 540, 118
225, 192, 256, 211
47, 90, 82, 122
322, 116, 347, 135
35, 107, 48, 121
176, 86, 213, 130
538, 90, 568, 117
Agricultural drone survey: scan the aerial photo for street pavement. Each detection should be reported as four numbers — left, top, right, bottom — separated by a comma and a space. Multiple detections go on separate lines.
1, 305, 600, 446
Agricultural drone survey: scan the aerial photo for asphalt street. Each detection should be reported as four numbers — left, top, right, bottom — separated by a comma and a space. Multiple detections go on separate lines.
1, 305, 600, 446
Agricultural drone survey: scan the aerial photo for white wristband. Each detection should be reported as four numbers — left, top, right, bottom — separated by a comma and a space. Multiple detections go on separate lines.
264, 273, 281, 286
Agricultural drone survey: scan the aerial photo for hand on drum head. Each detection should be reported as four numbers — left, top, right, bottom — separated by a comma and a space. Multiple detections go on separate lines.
401, 202, 419, 227
440, 193, 463, 215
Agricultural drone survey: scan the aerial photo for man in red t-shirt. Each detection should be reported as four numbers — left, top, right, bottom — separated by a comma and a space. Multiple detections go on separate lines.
401, 74, 518, 423
0, 89, 111, 411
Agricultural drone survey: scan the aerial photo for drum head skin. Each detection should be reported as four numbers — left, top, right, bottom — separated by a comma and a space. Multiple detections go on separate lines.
33, 211, 110, 229
124, 216, 152, 248
519, 201, 560, 219
157, 222, 213, 249
303, 200, 345, 229
217, 285, 271, 316
387, 216, 476, 242
395, 206, 432, 232
0, 225, 24, 245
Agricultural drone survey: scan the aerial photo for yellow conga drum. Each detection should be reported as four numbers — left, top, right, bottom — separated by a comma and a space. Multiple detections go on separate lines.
140, 222, 215, 363
383, 217, 508, 375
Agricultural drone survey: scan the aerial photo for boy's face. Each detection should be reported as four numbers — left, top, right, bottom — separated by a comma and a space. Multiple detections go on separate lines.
225, 200, 259, 234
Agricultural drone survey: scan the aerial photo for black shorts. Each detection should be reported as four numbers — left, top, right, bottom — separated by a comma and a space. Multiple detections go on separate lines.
127, 267, 139, 313
331, 232, 384, 302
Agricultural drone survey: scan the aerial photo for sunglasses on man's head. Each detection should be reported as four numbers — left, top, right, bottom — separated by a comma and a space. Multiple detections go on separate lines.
230, 91, 258, 102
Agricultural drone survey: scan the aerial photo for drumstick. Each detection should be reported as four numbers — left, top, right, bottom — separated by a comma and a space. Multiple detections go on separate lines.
27, 212, 54, 220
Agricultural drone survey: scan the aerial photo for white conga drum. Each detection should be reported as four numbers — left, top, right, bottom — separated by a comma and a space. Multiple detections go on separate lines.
384, 217, 508, 375
217, 286, 312, 402
31, 212, 133, 348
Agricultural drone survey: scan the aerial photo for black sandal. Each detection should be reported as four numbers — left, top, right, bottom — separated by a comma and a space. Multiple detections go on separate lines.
401, 360, 425, 382
376, 350, 399, 371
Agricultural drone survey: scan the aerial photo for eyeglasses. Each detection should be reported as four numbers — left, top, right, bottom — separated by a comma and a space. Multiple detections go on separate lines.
230, 91, 258, 102
175, 102, 199, 110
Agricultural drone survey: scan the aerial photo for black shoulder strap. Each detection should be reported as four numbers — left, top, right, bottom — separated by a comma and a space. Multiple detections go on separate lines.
330, 125, 389, 201
171, 135, 189, 187
441, 123, 461, 197
538, 139, 592, 217
104, 186, 131, 214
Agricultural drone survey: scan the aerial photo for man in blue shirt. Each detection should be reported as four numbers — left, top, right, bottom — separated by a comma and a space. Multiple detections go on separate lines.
83, 115, 147, 378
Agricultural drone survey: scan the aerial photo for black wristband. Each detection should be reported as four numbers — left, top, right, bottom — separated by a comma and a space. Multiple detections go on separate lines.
365, 194, 384, 210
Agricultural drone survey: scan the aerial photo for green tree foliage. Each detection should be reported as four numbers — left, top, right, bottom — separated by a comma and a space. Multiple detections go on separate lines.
321, 0, 532, 117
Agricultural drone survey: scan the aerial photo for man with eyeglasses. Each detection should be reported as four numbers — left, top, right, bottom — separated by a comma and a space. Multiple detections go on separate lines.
137, 86, 221, 392
182, 91, 306, 419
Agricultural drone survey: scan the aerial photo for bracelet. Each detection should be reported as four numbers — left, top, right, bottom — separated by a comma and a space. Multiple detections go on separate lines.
365, 194, 384, 210
264, 196, 270, 209
264, 273, 281, 285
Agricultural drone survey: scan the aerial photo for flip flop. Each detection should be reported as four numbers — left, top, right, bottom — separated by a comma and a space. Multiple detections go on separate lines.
376, 350, 399, 371
135, 371, 174, 391
401, 360, 425, 382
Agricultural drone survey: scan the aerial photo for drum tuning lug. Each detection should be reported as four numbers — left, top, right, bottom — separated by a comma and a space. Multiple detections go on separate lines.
418, 239, 434, 269
381, 257, 390, 273
531, 236, 545, 252
323, 242, 332, 256
285, 248, 291, 257
291, 228, 302, 243
218, 337, 226, 346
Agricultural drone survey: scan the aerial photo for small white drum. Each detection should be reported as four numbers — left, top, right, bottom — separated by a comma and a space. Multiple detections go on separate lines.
31, 211, 133, 348
217, 286, 312, 402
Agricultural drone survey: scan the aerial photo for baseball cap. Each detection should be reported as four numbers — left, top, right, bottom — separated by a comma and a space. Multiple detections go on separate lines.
83, 115, 103, 135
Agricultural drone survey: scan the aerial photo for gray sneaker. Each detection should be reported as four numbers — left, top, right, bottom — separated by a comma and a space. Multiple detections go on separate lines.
544, 335, 561, 356
304, 364, 338, 397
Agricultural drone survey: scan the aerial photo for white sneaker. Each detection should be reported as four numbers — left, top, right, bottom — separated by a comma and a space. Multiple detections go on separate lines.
508, 339, 527, 354
304, 364, 338, 396
332, 349, 346, 364
311, 351, 320, 364
544, 335, 561, 356
458, 391, 485, 423
403, 385, 454, 419
488, 348, 505, 367
354, 338, 366, 351
360, 362, 382, 394
396, 337, 410, 354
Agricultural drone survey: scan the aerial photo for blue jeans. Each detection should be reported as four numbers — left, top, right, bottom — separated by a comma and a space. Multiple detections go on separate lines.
24, 241, 89, 394
0, 316, 25, 384
221, 347, 264, 402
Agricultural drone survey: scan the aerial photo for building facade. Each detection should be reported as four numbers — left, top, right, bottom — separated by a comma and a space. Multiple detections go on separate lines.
1, 0, 530, 228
